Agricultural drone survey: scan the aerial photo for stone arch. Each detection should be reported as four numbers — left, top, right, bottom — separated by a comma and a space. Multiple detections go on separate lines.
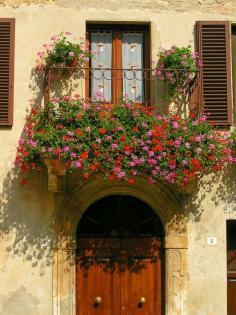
59, 175, 184, 239
53, 176, 188, 315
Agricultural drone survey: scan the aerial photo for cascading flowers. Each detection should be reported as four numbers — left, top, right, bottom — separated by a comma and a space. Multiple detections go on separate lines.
14, 97, 235, 186
156, 45, 202, 98
35, 32, 91, 72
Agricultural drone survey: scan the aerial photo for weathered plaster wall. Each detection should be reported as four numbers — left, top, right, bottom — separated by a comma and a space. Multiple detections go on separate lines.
0, 1, 236, 314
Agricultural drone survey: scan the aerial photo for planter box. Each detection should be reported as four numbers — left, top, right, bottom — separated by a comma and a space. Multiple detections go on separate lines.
44, 159, 67, 192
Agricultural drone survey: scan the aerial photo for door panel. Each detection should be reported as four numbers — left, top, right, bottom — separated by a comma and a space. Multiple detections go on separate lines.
121, 257, 160, 315
121, 239, 161, 315
76, 238, 162, 315
228, 275, 236, 315
227, 221, 236, 315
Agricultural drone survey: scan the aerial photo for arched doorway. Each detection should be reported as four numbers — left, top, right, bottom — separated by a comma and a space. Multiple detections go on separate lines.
76, 195, 164, 315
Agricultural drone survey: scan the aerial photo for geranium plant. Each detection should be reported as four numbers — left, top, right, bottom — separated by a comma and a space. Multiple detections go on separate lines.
36, 32, 90, 71
15, 98, 234, 187
156, 45, 202, 98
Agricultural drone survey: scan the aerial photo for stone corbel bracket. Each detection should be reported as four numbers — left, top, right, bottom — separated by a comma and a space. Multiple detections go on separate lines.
44, 159, 66, 193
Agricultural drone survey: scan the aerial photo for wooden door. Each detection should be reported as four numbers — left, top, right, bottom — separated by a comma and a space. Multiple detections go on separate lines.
76, 238, 162, 315
227, 221, 236, 315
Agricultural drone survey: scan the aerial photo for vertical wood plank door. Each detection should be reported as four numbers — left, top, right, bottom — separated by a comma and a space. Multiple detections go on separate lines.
227, 221, 236, 315
228, 275, 236, 315
76, 238, 162, 315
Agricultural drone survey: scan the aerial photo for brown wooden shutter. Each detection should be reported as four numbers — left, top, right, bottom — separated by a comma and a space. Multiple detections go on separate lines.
197, 21, 233, 125
0, 18, 15, 126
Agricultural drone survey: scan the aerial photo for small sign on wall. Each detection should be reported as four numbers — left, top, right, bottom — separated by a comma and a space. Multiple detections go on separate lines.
207, 237, 217, 246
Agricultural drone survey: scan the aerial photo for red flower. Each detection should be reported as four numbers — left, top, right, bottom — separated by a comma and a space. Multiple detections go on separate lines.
56, 124, 64, 129
172, 114, 180, 121
128, 178, 135, 185
38, 129, 46, 134
83, 172, 89, 179
54, 148, 61, 156
89, 164, 97, 171
76, 113, 83, 119
94, 151, 101, 157
166, 140, 173, 146
152, 145, 163, 152
119, 135, 126, 142
132, 126, 138, 132
190, 159, 202, 170
20, 178, 28, 186
108, 175, 115, 181
81, 151, 88, 160
62, 135, 70, 141
189, 113, 196, 119
213, 164, 222, 172
99, 128, 107, 135
75, 129, 83, 136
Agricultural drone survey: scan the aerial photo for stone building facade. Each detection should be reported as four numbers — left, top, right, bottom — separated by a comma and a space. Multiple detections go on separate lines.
0, 1, 236, 315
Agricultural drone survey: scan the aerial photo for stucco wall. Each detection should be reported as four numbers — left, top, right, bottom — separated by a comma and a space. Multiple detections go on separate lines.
0, 1, 236, 314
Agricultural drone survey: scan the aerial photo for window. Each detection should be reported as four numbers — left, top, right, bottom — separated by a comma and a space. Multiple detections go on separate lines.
197, 21, 233, 125
232, 25, 236, 124
86, 24, 150, 103
0, 18, 15, 126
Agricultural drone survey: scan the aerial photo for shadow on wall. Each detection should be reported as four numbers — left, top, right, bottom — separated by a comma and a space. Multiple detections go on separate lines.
0, 285, 40, 315
185, 164, 236, 222
0, 168, 56, 275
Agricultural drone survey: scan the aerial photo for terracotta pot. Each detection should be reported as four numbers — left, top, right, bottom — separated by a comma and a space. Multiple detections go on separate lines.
70, 55, 78, 68
44, 158, 66, 176
175, 181, 198, 194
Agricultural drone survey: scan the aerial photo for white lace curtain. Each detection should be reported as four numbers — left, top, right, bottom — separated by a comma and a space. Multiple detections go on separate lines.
91, 31, 112, 101
90, 30, 144, 102
122, 32, 144, 102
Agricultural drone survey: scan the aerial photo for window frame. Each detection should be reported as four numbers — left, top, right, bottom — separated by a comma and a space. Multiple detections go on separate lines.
0, 18, 15, 127
86, 23, 151, 104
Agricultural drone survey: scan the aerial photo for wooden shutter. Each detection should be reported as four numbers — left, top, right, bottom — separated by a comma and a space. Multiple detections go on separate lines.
0, 18, 15, 126
197, 21, 233, 125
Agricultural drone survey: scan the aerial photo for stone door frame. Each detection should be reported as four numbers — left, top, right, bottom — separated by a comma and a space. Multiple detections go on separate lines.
52, 176, 188, 315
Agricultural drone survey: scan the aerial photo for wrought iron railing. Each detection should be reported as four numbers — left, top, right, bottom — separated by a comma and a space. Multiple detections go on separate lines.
44, 67, 200, 115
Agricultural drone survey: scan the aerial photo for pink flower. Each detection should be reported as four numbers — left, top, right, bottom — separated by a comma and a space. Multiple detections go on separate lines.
181, 61, 187, 65
208, 144, 215, 150
182, 54, 187, 59
71, 152, 77, 158
105, 135, 112, 141
64, 95, 72, 102
147, 178, 156, 184
172, 121, 179, 129
75, 160, 82, 168
68, 51, 74, 57
195, 147, 202, 154
111, 143, 118, 149
146, 130, 152, 136
19, 138, 25, 145
131, 170, 137, 176
117, 171, 125, 178
174, 139, 181, 148
62, 146, 70, 152
28, 139, 37, 147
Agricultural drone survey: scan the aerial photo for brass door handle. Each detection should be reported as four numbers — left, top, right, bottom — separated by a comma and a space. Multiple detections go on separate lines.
139, 297, 146, 305
94, 296, 102, 304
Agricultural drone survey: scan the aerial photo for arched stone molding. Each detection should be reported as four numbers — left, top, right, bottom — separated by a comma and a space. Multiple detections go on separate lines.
52, 175, 188, 315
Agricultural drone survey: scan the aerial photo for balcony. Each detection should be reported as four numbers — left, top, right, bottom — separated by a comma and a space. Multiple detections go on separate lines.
44, 67, 200, 117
